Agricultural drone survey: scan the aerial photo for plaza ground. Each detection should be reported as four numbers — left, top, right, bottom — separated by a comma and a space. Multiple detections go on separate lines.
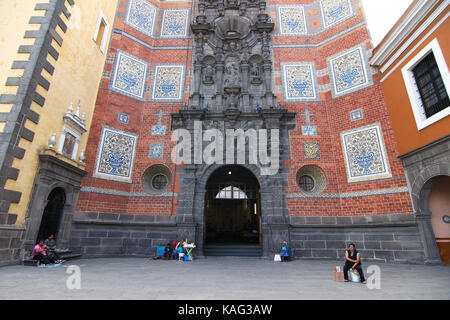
0, 257, 449, 300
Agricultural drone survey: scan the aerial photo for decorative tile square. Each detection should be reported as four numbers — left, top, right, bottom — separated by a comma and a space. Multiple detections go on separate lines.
110, 50, 149, 100
149, 142, 164, 159
329, 46, 369, 97
152, 126, 166, 135
282, 63, 318, 101
161, 9, 189, 38
304, 143, 320, 159
94, 127, 138, 183
320, 0, 352, 28
151, 64, 185, 101
125, 0, 157, 37
350, 109, 364, 121
300, 108, 317, 136
118, 112, 130, 124
340, 123, 392, 183
278, 6, 307, 35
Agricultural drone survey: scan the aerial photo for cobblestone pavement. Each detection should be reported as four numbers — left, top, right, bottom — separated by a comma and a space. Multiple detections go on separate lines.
0, 257, 449, 300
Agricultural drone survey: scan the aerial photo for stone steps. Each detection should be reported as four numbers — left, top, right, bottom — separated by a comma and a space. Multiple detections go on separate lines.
22, 249, 81, 266
204, 244, 262, 257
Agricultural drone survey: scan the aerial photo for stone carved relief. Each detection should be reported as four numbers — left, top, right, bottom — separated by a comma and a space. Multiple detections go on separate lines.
189, 0, 276, 112
224, 56, 241, 87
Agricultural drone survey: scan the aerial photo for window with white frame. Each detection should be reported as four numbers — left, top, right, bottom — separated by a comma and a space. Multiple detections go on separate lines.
93, 11, 110, 53
401, 38, 450, 130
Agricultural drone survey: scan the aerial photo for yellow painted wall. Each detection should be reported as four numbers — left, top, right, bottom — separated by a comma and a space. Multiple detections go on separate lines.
3, 0, 119, 225
0, 0, 45, 114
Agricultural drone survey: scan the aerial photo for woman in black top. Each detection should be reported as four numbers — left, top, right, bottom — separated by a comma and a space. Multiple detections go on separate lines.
344, 243, 366, 283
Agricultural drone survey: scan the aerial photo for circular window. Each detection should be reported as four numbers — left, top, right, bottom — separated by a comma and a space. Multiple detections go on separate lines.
298, 175, 315, 192
152, 174, 168, 191
143, 165, 172, 194
296, 165, 326, 194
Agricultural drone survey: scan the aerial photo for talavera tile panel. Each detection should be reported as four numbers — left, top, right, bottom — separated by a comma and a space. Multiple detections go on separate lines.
340, 123, 392, 183
94, 127, 138, 183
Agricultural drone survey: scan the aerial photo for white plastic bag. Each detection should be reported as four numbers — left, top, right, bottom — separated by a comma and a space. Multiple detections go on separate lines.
349, 269, 361, 282
274, 254, 281, 262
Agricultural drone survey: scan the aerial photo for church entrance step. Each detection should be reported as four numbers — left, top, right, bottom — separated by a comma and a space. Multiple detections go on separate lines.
204, 244, 262, 257
22, 253, 82, 266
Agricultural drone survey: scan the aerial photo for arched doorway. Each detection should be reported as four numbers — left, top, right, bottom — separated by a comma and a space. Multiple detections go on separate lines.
204, 165, 262, 255
36, 187, 66, 242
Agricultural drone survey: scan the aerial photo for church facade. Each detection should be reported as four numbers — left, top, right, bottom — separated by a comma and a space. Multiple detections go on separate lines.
1, 0, 446, 266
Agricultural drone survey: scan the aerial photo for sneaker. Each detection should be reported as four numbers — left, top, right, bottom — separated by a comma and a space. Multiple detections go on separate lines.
344, 280, 350, 282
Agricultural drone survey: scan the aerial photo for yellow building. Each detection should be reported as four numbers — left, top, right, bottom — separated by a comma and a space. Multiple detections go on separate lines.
0, 0, 119, 266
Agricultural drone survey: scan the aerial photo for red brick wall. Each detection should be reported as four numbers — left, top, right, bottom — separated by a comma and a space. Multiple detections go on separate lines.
77, 0, 413, 217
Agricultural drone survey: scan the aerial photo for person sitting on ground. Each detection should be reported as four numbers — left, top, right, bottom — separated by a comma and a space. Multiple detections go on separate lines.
280, 241, 290, 262
32, 240, 52, 266
163, 242, 172, 260
44, 234, 63, 263
175, 239, 186, 261
343, 243, 366, 283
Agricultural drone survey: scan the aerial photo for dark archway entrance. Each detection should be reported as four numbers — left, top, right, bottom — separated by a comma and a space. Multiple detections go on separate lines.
204, 165, 262, 256
36, 187, 66, 242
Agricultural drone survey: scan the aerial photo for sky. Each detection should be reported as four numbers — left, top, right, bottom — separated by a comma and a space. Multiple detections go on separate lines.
361, 0, 415, 47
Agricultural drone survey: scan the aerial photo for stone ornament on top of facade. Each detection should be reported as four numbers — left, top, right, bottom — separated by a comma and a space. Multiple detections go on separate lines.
160, 9, 190, 38
125, 0, 157, 37
278, 5, 307, 36
94, 127, 138, 183
281, 63, 319, 102
340, 123, 392, 183
151, 64, 186, 101
328, 45, 371, 97
110, 50, 149, 100
319, 0, 353, 28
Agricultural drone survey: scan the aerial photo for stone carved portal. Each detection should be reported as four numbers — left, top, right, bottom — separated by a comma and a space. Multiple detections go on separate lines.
190, 0, 277, 112
172, 0, 296, 258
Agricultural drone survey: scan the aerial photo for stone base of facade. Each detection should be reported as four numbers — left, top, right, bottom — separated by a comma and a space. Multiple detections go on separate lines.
0, 225, 25, 267
66, 212, 426, 264
289, 214, 424, 264
68, 212, 177, 258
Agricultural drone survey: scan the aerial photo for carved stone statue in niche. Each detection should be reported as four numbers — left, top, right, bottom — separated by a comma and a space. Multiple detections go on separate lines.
224, 57, 241, 88
227, 40, 241, 52
250, 63, 262, 85
203, 64, 214, 85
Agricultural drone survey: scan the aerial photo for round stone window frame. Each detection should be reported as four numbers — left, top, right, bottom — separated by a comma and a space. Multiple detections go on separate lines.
296, 165, 326, 194
142, 164, 172, 194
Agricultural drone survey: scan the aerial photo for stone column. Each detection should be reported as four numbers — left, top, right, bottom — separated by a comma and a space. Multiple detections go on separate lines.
240, 61, 250, 111
416, 211, 443, 264
215, 62, 224, 111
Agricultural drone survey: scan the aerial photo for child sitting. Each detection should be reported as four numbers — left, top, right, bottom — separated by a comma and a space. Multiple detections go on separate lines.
163, 243, 172, 260
280, 241, 290, 262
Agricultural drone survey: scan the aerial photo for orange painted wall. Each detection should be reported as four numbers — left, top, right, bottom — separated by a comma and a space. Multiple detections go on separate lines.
378, 5, 450, 156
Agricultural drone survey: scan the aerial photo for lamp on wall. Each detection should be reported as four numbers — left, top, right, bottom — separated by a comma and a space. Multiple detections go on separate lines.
443, 216, 450, 224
